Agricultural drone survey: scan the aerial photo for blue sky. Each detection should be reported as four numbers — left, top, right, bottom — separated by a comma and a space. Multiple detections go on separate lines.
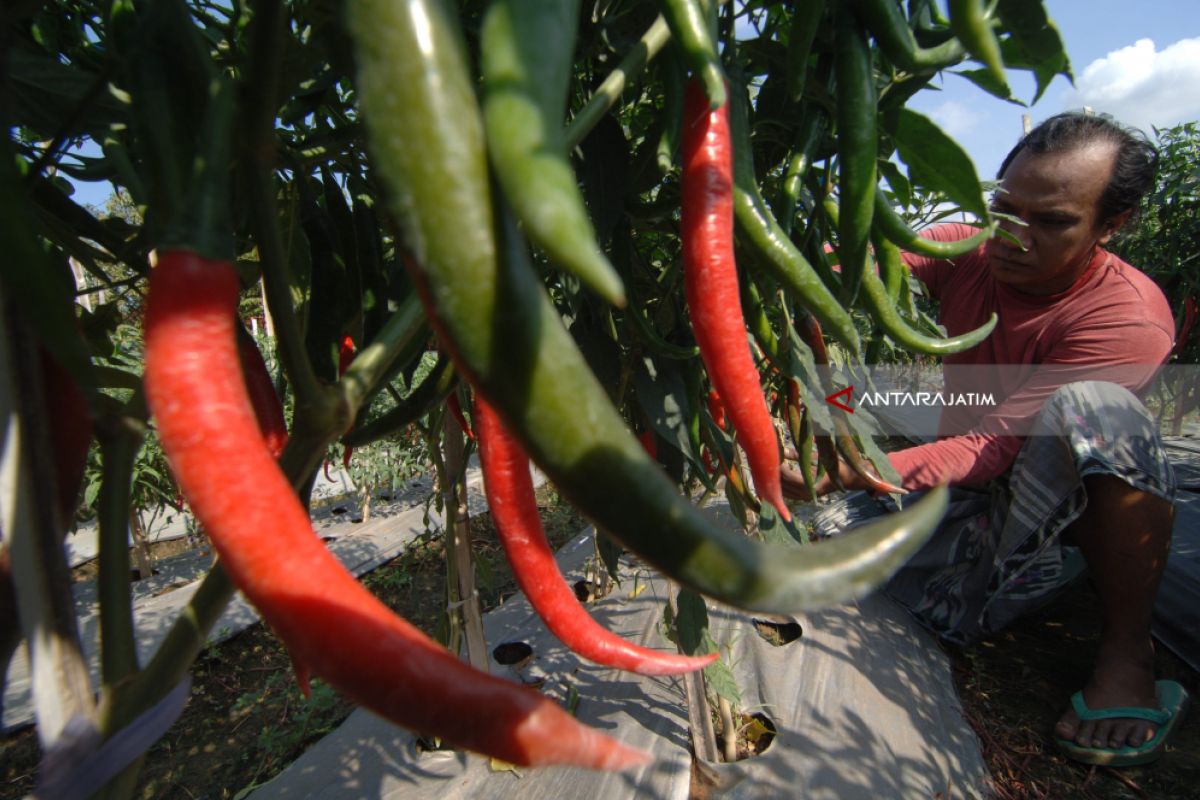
907, 0, 1200, 183
65, 1, 1200, 210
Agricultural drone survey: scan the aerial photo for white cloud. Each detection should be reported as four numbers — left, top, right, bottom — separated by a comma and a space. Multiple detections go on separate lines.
926, 100, 983, 138
1063, 37, 1200, 133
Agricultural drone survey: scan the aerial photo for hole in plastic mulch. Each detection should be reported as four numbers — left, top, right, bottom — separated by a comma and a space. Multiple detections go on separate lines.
751, 617, 802, 646
573, 579, 596, 603
715, 711, 778, 761
492, 641, 534, 669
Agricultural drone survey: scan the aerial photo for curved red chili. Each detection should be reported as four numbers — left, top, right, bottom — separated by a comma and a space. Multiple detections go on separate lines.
681, 80, 789, 521
144, 250, 649, 770
236, 331, 288, 459
477, 398, 716, 676
447, 391, 476, 441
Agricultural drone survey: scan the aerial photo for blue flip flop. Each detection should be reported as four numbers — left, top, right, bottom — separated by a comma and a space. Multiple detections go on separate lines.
1055, 680, 1190, 767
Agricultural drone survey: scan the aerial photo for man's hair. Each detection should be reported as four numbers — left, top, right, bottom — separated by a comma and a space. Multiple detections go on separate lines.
996, 111, 1159, 227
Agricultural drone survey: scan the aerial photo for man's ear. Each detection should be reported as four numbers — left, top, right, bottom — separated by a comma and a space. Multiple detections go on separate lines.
1099, 208, 1133, 244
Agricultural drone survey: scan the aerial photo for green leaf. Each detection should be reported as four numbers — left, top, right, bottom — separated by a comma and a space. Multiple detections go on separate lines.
996, 0, 1073, 103
951, 67, 1024, 105
878, 161, 913, 209
892, 109, 990, 220
597, 529, 624, 584
675, 588, 710, 656
7, 48, 126, 138
0, 152, 95, 398
574, 114, 630, 245
758, 501, 806, 545
784, 328, 834, 435
703, 652, 742, 706
83, 478, 102, 511
633, 356, 693, 460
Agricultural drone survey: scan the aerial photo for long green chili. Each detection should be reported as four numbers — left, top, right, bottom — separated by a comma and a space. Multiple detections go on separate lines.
874, 192, 996, 258
864, 234, 998, 355
948, 0, 1007, 89
833, 5, 877, 306
481, 0, 626, 307
350, 0, 946, 613
728, 84, 861, 355
658, 0, 726, 108
848, 0, 965, 72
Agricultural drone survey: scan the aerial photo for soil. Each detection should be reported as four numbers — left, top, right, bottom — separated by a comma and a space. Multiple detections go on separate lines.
3, 485, 1198, 799
946, 580, 1200, 800
0, 484, 589, 799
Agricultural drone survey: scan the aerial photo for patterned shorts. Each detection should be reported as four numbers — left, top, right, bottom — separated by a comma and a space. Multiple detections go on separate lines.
812, 381, 1177, 645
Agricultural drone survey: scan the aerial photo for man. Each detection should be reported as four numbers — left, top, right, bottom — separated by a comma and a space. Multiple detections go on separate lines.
782, 112, 1187, 766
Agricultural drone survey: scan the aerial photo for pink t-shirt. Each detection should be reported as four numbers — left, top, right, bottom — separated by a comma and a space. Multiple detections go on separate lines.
887, 223, 1175, 489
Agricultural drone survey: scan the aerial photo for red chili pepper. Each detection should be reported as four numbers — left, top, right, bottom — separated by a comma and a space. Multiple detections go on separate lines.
144, 250, 649, 770
476, 398, 715, 675
682, 80, 789, 521
447, 391, 476, 440
236, 332, 288, 459
338, 334, 356, 374
797, 315, 904, 496
338, 334, 356, 467
706, 389, 727, 432
39, 348, 93, 521
636, 430, 658, 461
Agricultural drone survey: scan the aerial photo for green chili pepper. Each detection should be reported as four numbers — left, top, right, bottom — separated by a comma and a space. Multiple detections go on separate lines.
873, 192, 996, 258
785, 379, 817, 502
481, 0, 626, 307
658, 0, 726, 108
777, 108, 828, 236
848, 0, 965, 72
624, 296, 702, 360
873, 225, 906, 303
741, 274, 785, 372
727, 84, 861, 356
863, 234, 998, 355
784, 0, 826, 102
948, 0, 1007, 90
656, 53, 687, 173
833, 5, 877, 307
351, 0, 946, 613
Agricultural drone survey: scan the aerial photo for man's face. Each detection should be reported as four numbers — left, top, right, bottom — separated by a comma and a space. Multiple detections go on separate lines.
986, 143, 1126, 296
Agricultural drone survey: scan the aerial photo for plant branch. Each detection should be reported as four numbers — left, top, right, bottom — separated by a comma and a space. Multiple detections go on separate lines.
564, 15, 672, 152
339, 292, 425, 418
0, 299, 95, 747
95, 405, 145, 688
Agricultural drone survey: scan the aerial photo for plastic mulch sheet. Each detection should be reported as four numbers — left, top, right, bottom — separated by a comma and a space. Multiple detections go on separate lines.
1154, 490, 1200, 673
252, 499, 990, 800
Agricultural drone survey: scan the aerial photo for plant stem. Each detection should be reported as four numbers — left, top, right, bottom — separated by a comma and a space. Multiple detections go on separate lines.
670, 583, 718, 763
440, 408, 489, 672
718, 694, 737, 762
563, 15, 671, 151
242, 0, 324, 408
95, 409, 144, 687
339, 292, 425, 417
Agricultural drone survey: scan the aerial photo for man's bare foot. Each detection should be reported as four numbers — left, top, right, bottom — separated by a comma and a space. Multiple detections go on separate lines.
1055, 638, 1159, 749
